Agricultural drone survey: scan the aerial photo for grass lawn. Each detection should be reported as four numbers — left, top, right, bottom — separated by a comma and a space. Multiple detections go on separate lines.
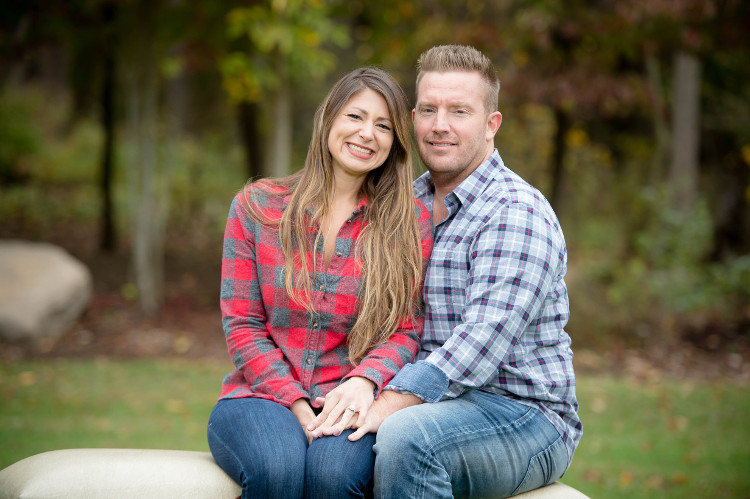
1, 358, 748, 497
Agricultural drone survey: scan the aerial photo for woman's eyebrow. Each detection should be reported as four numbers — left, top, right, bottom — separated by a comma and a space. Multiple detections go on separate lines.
348, 106, 392, 122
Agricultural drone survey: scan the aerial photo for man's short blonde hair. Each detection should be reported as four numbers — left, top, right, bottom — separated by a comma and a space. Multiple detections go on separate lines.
416, 44, 500, 114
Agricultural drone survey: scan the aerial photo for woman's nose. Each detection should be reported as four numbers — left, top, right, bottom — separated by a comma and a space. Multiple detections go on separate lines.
359, 121, 374, 140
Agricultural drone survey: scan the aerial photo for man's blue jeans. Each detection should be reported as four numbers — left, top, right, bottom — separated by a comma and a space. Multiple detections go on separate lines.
207, 398, 375, 499
373, 390, 568, 498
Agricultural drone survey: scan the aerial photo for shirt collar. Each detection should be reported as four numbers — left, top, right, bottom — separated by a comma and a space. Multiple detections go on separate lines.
413, 149, 504, 206
303, 195, 369, 219
452, 149, 504, 207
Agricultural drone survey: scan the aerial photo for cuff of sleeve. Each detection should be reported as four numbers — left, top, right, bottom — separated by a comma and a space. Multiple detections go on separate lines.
343, 367, 383, 398
383, 361, 449, 403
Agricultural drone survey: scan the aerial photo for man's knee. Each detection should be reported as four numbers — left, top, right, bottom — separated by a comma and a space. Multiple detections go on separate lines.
375, 407, 427, 456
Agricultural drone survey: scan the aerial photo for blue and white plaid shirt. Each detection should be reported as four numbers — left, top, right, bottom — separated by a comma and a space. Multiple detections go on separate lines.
385, 149, 582, 463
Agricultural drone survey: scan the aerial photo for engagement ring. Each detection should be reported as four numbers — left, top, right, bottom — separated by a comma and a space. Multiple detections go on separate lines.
346, 405, 357, 412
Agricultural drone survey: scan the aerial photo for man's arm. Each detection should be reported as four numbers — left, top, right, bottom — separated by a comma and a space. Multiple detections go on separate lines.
348, 390, 422, 441
386, 202, 566, 402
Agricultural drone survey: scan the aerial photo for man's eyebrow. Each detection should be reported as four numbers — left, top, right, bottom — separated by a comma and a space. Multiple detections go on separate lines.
416, 99, 475, 108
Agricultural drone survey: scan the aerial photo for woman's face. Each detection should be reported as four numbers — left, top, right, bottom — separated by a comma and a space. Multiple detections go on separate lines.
327, 88, 394, 185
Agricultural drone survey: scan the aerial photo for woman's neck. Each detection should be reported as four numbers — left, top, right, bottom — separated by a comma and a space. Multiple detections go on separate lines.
332, 174, 365, 207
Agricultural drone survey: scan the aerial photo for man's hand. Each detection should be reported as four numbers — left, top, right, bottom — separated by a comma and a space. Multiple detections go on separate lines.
348, 390, 422, 442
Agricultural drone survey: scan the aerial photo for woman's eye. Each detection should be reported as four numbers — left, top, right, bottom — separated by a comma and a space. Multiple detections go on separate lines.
377, 123, 392, 131
346, 113, 361, 120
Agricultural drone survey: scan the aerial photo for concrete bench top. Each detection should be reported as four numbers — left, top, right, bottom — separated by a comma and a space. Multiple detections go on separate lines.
0, 448, 589, 498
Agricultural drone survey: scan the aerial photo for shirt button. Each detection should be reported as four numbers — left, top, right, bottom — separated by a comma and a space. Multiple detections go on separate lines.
306, 358, 312, 365
319, 284, 323, 291
336, 251, 342, 257
312, 322, 318, 328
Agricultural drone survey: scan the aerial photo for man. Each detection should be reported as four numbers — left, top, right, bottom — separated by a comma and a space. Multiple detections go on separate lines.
350, 45, 582, 498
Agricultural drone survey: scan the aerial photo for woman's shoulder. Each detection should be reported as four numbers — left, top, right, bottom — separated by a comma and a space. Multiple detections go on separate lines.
412, 197, 431, 223
233, 180, 289, 221
412, 197, 433, 243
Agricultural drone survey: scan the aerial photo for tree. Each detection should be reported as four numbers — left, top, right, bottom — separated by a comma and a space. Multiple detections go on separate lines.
669, 50, 701, 210
98, 1, 118, 252
221, 0, 349, 178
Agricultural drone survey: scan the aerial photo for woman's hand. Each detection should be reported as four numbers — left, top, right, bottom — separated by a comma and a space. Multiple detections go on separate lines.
307, 376, 376, 438
290, 399, 317, 444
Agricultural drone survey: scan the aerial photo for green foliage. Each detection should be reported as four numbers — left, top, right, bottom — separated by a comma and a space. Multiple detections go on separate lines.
0, 87, 244, 252
221, 0, 350, 103
580, 185, 750, 344
0, 96, 41, 184
165, 134, 246, 244
609, 187, 715, 315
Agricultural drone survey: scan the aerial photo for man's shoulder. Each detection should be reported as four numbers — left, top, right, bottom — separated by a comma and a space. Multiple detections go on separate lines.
470, 163, 564, 239
473, 164, 547, 213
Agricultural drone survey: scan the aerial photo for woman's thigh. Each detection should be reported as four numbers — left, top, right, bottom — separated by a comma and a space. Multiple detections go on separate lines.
207, 398, 308, 498
305, 429, 376, 499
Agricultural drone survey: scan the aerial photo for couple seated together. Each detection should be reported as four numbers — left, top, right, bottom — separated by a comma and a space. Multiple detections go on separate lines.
207, 44, 581, 499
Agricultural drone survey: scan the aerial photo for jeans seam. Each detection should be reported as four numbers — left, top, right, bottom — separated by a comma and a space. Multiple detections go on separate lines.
510, 434, 565, 496
207, 421, 247, 493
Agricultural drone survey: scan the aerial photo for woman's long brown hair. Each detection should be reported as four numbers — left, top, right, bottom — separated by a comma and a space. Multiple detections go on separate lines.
243, 67, 422, 363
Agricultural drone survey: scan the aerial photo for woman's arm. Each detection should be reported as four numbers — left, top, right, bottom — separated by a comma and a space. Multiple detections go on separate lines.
220, 191, 309, 407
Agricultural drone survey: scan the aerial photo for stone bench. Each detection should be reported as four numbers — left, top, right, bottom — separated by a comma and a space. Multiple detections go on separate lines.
0, 448, 589, 498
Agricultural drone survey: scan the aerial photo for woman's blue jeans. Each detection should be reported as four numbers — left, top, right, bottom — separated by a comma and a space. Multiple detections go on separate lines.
207, 398, 375, 499
373, 390, 569, 498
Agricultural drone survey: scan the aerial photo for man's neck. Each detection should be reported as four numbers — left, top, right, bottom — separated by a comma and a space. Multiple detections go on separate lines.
429, 148, 495, 226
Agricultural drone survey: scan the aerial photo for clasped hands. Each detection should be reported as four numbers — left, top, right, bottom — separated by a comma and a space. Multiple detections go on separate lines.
298, 376, 384, 443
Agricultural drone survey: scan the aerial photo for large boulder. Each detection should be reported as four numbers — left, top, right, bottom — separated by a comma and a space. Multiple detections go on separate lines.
0, 240, 92, 342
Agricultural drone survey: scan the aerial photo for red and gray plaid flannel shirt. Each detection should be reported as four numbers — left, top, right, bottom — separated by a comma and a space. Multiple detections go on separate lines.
218, 184, 433, 408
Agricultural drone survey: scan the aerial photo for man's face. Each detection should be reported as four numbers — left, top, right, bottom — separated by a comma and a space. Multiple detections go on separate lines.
412, 71, 501, 187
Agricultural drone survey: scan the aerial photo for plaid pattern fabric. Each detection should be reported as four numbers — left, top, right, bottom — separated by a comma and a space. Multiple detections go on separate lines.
386, 150, 581, 463
218, 183, 433, 409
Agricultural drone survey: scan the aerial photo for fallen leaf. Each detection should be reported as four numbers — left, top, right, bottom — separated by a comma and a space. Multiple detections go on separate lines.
18, 371, 36, 387
671, 473, 689, 486
619, 471, 633, 488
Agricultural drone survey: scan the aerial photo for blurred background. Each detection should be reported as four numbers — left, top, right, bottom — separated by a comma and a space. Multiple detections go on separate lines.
0, 0, 749, 497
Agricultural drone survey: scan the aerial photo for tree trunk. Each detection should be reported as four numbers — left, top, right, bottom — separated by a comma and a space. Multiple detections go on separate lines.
645, 52, 671, 185
669, 51, 701, 210
263, 61, 292, 178
125, 0, 165, 315
548, 105, 571, 213
98, 2, 117, 252
237, 101, 264, 180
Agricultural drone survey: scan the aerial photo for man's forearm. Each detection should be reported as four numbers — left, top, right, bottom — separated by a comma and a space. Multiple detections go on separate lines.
376, 389, 423, 415
348, 389, 422, 441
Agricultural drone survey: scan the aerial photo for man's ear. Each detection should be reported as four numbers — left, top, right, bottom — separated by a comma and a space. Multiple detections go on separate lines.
486, 111, 502, 140
412, 108, 416, 123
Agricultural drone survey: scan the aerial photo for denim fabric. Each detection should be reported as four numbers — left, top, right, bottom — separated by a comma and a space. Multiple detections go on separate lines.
207, 398, 375, 499
373, 391, 568, 498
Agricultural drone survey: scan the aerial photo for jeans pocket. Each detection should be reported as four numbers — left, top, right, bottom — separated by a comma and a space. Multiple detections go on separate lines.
511, 436, 567, 496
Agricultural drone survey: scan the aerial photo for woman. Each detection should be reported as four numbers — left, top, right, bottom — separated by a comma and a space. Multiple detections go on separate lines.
207, 67, 433, 499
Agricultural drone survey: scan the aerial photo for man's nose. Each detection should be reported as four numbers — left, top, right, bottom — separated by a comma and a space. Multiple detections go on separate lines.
432, 109, 449, 132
